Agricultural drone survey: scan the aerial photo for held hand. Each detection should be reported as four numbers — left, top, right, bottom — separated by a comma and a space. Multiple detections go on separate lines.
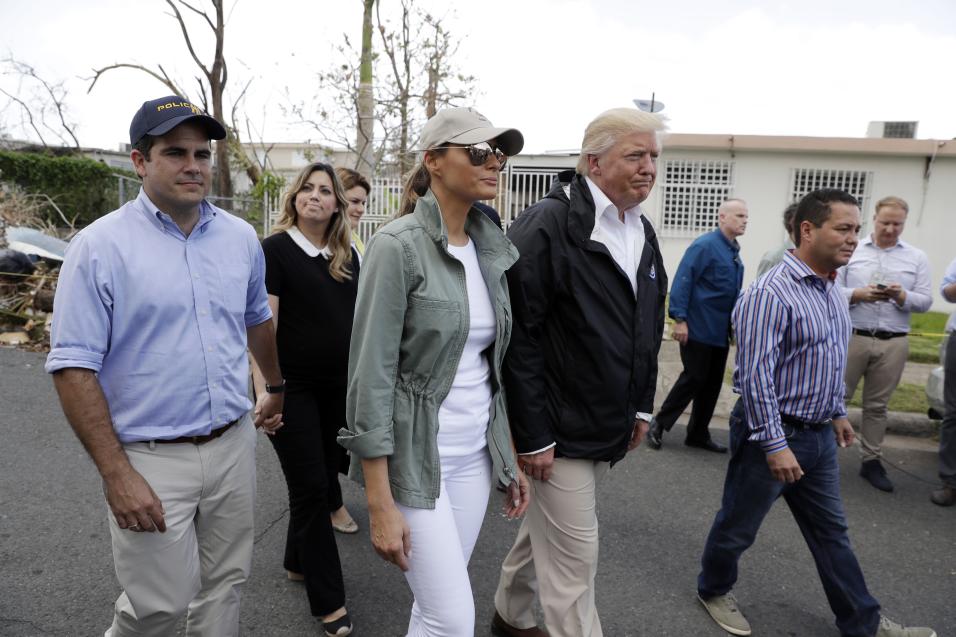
369, 502, 411, 571
504, 472, 531, 519
254, 392, 284, 434
832, 418, 855, 448
628, 418, 650, 451
672, 321, 689, 345
103, 465, 166, 533
766, 448, 804, 483
518, 447, 555, 482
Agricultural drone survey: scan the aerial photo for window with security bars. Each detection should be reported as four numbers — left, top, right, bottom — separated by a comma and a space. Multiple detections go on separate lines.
660, 160, 735, 235
790, 168, 871, 213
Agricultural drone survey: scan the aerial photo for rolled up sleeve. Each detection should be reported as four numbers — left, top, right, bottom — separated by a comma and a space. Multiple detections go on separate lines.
244, 233, 273, 327
45, 233, 112, 374
338, 232, 407, 459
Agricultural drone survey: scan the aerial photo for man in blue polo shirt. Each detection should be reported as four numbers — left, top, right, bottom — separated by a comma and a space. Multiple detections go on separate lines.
648, 199, 747, 453
46, 96, 285, 636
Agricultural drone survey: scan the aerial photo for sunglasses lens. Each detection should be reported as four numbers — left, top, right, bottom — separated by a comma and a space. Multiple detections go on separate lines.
466, 145, 507, 168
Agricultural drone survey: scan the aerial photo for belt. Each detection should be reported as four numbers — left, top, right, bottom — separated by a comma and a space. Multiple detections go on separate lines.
150, 419, 239, 445
853, 328, 907, 340
780, 414, 831, 432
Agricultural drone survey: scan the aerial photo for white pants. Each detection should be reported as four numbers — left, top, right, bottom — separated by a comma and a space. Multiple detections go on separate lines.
397, 447, 493, 637
105, 414, 257, 637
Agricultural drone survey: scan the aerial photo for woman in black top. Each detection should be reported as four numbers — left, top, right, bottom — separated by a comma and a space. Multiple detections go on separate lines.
252, 162, 357, 636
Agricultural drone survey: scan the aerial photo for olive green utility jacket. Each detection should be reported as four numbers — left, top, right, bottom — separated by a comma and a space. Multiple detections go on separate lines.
338, 190, 521, 509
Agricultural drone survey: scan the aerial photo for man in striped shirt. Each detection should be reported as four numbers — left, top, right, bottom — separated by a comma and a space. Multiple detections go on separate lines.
696, 189, 935, 637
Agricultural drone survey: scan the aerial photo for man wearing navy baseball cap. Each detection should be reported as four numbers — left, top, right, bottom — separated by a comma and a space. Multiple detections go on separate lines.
47, 96, 285, 635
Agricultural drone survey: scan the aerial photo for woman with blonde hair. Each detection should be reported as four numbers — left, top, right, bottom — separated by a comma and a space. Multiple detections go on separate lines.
338, 107, 530, 636
253, 162, 357, 636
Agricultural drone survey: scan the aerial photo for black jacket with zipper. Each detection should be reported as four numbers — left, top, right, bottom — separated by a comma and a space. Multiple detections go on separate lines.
504, 170, 667, 464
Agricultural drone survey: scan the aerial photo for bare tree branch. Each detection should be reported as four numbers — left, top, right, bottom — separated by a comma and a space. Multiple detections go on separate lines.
87, 63, 186, 97
165, 0, 210, 77
0, 86, 47, 146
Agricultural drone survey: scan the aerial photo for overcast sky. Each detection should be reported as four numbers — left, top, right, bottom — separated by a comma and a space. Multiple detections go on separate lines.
1, 0, 955, 153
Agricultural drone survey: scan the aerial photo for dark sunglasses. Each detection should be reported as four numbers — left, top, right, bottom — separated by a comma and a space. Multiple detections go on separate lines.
444, 142, 507, 168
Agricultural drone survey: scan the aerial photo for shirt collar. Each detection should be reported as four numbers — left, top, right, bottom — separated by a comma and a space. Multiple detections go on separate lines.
584, 176, 643, 225
782, 249, 838, 283
286, 225, 332, 259
134, 188, 215, 234
862, 234, 906, 250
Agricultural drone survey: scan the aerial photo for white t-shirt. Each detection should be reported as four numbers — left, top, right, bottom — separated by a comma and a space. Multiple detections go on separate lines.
437, 238, 495, 457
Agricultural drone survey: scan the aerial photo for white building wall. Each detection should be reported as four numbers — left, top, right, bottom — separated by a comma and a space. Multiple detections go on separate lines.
648, 148, 956, 312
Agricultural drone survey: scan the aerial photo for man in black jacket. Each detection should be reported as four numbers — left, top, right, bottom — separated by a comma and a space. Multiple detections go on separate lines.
491, 108, 668, 637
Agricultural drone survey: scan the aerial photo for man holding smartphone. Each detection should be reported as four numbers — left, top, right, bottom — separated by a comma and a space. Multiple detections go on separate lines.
836, 196, 932, 492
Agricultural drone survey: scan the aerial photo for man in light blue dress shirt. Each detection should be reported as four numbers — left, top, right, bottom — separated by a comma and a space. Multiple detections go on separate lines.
932, 257, 956, 506
836, 196, 932, 492
46, 96, 285, 636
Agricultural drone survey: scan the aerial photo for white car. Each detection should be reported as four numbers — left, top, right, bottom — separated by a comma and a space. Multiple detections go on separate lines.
926, 334, 948, 420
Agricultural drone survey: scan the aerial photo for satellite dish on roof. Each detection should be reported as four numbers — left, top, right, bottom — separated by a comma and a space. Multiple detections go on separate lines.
633, 96, 665, 113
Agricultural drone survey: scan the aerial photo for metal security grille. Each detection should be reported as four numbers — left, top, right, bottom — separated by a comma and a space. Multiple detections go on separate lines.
790, 168, 872, 213
496, 166, 564, 227
659, 160, 735, 236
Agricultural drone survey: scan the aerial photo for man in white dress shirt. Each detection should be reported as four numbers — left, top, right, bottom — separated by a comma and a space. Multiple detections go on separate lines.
836, 196, 932, 492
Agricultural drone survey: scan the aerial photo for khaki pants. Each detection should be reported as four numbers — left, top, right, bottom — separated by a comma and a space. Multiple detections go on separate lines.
105, 414, 257, 637
844, 334, 909, 462
494, 458, 610, 637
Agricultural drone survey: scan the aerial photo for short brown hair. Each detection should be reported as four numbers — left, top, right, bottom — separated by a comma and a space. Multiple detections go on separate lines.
335, 167, 371, 195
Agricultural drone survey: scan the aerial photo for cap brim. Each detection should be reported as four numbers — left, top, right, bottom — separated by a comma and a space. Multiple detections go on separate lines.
147, 114, 227, 141
447, 127, 524, 156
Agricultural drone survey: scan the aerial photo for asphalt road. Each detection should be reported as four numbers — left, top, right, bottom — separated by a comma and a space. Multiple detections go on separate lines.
1, 346, 953, 636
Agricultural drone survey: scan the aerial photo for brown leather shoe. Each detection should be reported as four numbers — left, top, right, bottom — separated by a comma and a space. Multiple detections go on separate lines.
930, 485, 956, 506
491, 611, 549, 637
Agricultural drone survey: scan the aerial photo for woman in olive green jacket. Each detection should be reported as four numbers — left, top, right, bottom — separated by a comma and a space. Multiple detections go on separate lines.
338, 107, 529, 636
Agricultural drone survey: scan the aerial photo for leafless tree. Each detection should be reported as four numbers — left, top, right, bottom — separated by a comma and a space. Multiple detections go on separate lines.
290, 0, 474, 177
0, 57, 81, 149
88, 0, 238, 197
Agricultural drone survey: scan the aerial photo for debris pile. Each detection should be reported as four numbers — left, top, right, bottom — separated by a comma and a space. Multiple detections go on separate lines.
0, 188, 72, 352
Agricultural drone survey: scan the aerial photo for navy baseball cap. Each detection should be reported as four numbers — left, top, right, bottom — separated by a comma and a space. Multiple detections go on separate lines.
129, 95, 227, 146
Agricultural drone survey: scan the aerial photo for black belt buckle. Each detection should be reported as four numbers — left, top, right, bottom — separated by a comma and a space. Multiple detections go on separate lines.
781, 414, 831, 432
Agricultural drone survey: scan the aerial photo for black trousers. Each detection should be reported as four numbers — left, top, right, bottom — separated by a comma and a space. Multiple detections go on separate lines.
655, 339, 729, 444
268, 380, 347, 616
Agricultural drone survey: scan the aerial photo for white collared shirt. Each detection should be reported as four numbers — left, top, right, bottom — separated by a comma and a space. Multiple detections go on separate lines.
286, 225, 333, 260
584, 177, 645, 296
836, 234, 932, 333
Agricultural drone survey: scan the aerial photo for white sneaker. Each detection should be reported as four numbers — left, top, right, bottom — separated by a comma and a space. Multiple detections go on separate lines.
874, 615, 936, 637
697, 593, 752, 636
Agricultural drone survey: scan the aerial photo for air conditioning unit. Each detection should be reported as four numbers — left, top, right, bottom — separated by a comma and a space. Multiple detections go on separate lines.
866, 121, 918, 139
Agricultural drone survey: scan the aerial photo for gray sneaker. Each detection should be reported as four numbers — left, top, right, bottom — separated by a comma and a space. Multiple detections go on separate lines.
874, 615, 936, 637
697, 593, 752, 636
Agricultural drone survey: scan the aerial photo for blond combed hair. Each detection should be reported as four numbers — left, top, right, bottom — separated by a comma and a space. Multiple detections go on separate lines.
274, 162, 354, 282
576, 108, 669, 175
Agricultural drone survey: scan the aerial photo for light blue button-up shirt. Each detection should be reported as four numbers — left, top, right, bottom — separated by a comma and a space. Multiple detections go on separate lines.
45, 189, 272, 443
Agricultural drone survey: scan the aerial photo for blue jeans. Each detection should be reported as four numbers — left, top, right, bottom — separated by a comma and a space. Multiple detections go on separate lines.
698, 401, 881, 637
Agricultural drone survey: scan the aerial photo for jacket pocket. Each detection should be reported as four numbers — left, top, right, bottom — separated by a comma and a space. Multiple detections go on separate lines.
399, 296, 462, 384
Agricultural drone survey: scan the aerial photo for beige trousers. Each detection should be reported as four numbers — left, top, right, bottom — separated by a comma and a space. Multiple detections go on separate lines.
494, 457, 611, 637
105, 414, 257, 637
844, 334, 909, 461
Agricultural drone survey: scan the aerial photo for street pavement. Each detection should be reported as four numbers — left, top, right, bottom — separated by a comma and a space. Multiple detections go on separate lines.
1, 345, 953, 636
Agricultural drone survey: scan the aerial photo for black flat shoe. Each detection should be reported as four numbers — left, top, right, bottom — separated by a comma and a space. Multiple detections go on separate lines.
685, 439, 727, 453
322, 612, 353, 637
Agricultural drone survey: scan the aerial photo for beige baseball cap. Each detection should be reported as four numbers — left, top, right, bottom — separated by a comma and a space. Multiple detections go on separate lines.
417, 107, 524, 156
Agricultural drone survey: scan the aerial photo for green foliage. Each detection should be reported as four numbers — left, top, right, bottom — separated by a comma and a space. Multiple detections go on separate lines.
0, 150, 135, 226
249, 170, 285, 203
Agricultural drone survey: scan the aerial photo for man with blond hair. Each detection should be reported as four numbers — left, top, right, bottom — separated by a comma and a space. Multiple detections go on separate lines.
837, 195, 932, 492
491, 108, 668, 637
